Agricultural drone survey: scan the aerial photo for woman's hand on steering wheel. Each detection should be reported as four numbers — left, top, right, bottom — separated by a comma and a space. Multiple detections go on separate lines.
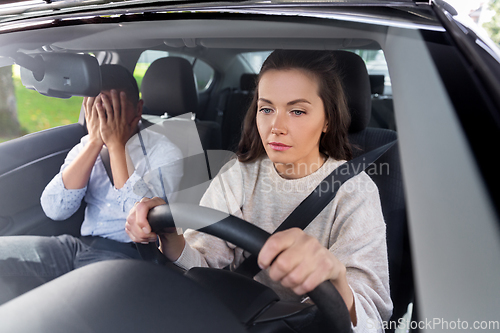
126, 197, 185, 262
143, 203, 353, 332
126, 197, 164, 243
258, 228, 356, 324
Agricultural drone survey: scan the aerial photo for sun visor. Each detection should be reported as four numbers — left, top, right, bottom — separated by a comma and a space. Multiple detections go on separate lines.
18, 52, 100, 98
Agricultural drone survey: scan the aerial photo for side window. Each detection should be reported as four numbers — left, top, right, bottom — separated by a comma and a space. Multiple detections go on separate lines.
348, 49, 396, 130
0, 64, 83, 144
350, 49, 392, 96
240, 51, 272, 73
193, 59, 215, 91
133, 50, 215, 93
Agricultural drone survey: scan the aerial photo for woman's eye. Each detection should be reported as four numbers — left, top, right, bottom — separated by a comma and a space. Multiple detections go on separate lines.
259, 108, 274, 114
291, 110, 305, 116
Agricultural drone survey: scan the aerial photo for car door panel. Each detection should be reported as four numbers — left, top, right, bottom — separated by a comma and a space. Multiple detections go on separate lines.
0, 123, 86, 237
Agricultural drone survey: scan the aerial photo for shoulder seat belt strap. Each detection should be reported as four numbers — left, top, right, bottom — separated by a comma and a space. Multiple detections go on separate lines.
99, 122, 149, 188
100, 146, 113, 186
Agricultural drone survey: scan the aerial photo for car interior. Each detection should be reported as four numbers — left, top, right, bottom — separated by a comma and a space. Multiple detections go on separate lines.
0, 13, 432, 332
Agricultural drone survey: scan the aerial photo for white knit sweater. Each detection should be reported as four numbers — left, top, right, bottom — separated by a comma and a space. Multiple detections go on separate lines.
174, 156, 393, 332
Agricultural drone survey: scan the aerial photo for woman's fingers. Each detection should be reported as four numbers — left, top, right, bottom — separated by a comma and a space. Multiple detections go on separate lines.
270, 237, 315, 283
291, 264, 333, 295
125, 221, 157, 243
125, 197, 166, 243
258, 228, 340, 295
282, 251, 336, 294
258, 228, 299, 270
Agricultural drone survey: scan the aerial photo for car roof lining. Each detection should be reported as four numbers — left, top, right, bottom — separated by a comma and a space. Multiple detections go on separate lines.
0, 18, 388, 57
53, 19, 386, 50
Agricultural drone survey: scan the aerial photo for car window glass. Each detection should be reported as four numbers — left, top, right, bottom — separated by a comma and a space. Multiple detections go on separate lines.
0, 64, 83, 143
134, 50, 215, 92
193, 59, 215, 91
350, 50, 392, 96
240, 51, 273, 73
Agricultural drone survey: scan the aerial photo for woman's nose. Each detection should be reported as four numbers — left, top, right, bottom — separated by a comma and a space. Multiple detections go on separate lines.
270, 111, 287, 135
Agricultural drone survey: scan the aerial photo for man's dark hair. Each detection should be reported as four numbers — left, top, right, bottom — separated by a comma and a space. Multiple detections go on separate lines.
237, 50, 352, 162
100, 64, 140, 105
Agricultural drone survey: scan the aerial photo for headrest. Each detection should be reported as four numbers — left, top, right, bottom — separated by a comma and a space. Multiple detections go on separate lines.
100, 64, 139, 103
140, 57, 198, 117
332, 51, 371, 133
369, 75, 385, 95
240, 73, 258, 91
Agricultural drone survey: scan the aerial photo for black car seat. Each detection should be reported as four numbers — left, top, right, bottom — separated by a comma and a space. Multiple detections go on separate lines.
369, 74, 396, 131
140, 57, 221, 150
139, 57, 223, 207
333, 50, 414, 330
219, 73, 257, 151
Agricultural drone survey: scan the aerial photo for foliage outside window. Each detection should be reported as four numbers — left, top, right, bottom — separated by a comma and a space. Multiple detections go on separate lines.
0, 65, 82, 143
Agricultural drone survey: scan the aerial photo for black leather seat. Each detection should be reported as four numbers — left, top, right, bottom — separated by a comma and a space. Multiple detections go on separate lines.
140, 57, 221, 150
333, 50, 414, 329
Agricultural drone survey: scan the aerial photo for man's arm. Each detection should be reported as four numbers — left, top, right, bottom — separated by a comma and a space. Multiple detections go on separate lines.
62, 97, 103, 190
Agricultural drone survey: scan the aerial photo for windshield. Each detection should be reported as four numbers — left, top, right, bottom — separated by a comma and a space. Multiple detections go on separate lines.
1, 7, 499, 332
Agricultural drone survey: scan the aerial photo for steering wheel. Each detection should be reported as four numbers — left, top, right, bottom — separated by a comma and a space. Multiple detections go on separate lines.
145, 203, 351, 333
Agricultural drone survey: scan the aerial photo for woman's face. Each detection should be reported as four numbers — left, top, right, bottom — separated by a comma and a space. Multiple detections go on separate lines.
256, 68, 328, 178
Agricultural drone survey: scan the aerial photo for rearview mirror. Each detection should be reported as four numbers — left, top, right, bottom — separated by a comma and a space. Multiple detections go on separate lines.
18, 52, 101, 98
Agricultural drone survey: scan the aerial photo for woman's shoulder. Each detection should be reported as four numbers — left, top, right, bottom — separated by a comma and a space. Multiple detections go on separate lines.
325, 157, 378, 182
322, 157, 380, 199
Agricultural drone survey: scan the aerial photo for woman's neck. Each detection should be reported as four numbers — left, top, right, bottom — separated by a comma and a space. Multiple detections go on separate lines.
274, 153, 327, 179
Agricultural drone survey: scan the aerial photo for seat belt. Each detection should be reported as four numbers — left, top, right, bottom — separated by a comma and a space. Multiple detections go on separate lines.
100, 145, 135, 186
233, 139, 397, 277
99, 119, 152, 188
100, 146, 113, 186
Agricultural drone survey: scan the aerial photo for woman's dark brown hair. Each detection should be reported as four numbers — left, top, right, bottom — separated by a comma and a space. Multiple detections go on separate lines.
237, 50, 352, 162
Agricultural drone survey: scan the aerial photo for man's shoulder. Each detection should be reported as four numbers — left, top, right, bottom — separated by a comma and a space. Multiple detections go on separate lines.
140, 128, 183, 158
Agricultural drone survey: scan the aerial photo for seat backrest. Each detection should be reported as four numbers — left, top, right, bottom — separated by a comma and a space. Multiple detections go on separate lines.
141, 57, 221, 150
333, 50, 413, 328
141, 57, 198, 118
369, 74, 396, 131
369, 74, 385, 96
220, 73, 257, 151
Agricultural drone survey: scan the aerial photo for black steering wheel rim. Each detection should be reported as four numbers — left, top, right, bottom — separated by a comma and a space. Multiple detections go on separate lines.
146, 203, 351, 333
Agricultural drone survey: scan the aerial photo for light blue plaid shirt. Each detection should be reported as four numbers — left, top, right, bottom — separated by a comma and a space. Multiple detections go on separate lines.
40, 128, 183, 242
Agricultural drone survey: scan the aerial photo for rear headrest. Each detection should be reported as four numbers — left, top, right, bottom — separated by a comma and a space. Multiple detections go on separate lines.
369, 75, 385, 95
240, 73, 258, 91
141, 57, 198, 117
332, 51, 371, 133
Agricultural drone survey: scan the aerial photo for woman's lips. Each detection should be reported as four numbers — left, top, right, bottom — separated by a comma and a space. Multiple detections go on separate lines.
269, 142, 291, 151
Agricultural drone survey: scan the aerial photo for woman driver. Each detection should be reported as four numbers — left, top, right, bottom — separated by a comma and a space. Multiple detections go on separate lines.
125, 50, 392, 331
